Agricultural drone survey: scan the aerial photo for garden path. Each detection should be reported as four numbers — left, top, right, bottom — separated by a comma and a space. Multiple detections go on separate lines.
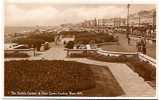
115, 33, 156, 58
30, 43, 66, 60
65, 58, 155, 97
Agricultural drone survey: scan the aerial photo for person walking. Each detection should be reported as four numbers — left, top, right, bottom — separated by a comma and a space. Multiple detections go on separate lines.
136, 37, 142, 52
128, 36, 130, 45
141, 37, 146, 54
136, 41, 141, 52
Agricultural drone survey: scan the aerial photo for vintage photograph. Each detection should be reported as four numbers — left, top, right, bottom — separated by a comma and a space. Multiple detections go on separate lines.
4, 0, 156, 97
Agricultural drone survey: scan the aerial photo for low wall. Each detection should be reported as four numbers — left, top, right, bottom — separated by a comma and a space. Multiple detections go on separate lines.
138, 52, 156, 67
97, 48, 137, 57
96, 48, 156, 67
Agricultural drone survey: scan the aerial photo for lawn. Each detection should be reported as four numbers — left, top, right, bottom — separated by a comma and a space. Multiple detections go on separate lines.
82, 65, 124, 96
5, 60, 124, 96
99, 44, 126, 52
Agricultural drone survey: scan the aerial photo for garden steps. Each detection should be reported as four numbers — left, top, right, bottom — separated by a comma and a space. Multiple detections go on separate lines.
65, 58, 155, 97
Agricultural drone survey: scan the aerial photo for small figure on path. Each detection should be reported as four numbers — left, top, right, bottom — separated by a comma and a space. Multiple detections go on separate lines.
127, 36, 130, 45
136, 37, 147, 54
136, 41, 142, 52
141, 37, 147, 54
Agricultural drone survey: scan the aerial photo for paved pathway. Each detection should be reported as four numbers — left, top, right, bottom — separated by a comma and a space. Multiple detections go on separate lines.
65, 58, 155, 97
30, 43, 67, 60
116, 33, 156, 58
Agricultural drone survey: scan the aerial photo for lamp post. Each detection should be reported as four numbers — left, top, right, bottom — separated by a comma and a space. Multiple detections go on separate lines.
138, 15, 140, 27
127, 4, 130, 45
153, 10, 156, 32
127, 4, 130, 38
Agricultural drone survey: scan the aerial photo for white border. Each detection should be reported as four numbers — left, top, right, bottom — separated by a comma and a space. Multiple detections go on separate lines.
1, 0, 158, 99
0, 0, 4, 100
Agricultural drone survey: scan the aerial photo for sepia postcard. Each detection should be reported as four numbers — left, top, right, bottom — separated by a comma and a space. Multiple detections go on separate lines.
3, 0, 156, 98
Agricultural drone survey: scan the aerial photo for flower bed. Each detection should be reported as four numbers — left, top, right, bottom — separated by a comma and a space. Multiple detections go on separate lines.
88, 52, 128, 62
5, 52, 29, 58
5, 60, 95, 96
127, 57, 156, 81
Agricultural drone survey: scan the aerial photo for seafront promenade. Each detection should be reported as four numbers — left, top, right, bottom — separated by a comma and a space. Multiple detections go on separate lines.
5, 41, 155, 97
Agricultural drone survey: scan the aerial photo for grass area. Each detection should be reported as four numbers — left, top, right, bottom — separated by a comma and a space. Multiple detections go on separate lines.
82, 65, 124, 96
5, 53, 29, 58
99, 44, 126, 52
5, 60, 95, 96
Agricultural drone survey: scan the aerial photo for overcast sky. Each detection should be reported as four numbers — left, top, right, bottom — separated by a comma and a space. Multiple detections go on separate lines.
5, 0, 155, 26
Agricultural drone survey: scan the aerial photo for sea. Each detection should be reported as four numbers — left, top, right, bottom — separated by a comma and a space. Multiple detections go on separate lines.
5, 26, 37, 35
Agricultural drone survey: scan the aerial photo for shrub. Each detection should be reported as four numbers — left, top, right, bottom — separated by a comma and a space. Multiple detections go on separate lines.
5, 52, 29, 58
14, 38, 45, 51
28, 32, 55, 42
44, 43, 49, 50
65, 41, 75, 49
13, 31, 55, 51
128, 59, 156, 81
74, 32, 117, 44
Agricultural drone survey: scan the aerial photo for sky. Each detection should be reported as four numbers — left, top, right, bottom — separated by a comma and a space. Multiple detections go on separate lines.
5, 0, 155, 26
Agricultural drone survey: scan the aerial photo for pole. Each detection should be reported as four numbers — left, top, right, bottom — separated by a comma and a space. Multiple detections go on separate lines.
153, 11, 156, 32
127, 4, 130, 38
138, 15, 140, 27
114, 18, 115, 27
33, 48, 36, 56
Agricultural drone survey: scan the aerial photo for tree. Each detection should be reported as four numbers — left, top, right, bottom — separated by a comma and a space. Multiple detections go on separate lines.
34, 39, 45, 51
13, 37, 44, 51
65, 41, 74, 49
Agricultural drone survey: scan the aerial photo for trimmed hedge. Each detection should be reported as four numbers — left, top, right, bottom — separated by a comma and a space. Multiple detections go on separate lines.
75, 32, 117, 44
5, 53, 29, 58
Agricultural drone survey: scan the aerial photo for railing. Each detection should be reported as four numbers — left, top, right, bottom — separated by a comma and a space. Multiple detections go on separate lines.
96, 48, 156, 67
97, 48, 137, 56
138, 52, 156, 67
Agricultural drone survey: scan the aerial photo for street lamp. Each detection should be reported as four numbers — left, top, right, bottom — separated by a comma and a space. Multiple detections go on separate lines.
153, 10, 156, 32
127, 4, 130, 38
